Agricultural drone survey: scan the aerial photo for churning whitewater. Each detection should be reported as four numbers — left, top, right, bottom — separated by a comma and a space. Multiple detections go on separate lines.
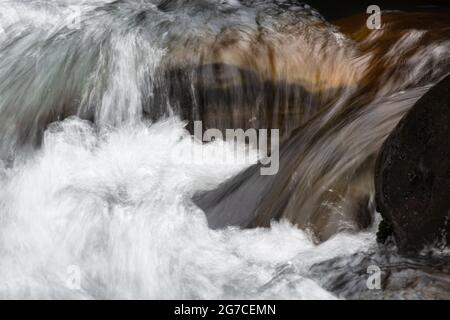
0, 0, 376, 299
0, 0, 449, 299
0, 116, 374, 299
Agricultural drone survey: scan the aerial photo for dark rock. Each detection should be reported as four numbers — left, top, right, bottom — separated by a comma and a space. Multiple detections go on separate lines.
375, 74, 450, 254
304, 0, 450, 21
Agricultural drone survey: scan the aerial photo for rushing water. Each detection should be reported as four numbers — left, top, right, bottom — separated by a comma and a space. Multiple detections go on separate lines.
0, 0, 449, 299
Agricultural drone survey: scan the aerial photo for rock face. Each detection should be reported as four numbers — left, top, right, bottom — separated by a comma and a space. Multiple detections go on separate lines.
375, 74, 450, 254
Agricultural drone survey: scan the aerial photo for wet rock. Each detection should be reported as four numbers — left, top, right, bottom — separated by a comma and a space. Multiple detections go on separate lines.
308, 247, 450, 299
375, 74, 450, 254
194, 86, 427, 241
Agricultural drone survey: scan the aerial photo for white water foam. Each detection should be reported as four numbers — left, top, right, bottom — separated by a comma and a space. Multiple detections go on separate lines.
0, 117, 375, 299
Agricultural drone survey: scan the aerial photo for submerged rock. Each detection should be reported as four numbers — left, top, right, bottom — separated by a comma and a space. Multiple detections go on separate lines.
308, 246, 450, 299
375, 74, 450, 254
194, 86, 428, 241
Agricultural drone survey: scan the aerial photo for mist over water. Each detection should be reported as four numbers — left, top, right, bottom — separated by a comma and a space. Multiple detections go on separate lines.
0, 0, 449, 299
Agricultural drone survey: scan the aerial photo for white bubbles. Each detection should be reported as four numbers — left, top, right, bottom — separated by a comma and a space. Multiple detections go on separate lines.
0, 117, 375, 299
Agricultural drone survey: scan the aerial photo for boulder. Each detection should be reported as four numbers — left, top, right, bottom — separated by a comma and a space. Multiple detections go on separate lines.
375, 74, 450, 254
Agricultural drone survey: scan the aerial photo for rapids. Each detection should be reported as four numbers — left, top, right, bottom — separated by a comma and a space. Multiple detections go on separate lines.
0, 0, 449, 299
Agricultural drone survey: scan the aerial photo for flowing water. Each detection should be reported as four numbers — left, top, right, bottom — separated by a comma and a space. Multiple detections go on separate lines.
0, 0, 449, 299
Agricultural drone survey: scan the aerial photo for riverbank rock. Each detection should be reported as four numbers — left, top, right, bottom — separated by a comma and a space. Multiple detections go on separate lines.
375, 74, 450, 254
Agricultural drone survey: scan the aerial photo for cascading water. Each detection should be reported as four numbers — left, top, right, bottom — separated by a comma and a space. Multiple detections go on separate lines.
0, 0, 449, 299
